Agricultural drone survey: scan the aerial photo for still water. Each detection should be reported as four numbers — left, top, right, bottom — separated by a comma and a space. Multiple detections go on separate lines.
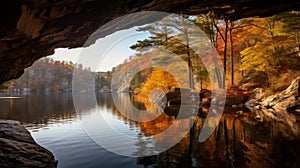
1, 92, 300, 168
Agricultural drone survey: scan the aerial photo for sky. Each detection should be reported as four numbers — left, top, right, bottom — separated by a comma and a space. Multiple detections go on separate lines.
49, 27, 150, 72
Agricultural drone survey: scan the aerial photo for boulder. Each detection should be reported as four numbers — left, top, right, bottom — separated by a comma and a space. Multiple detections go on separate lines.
239, 71, 269, 91
0, 120, 57, 168
164, 88, 200, 106
164, 88, 182, 105
261, 76, 300, 110
199, 89, 211, 103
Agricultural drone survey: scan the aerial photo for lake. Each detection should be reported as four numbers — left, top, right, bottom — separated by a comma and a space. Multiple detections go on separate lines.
1, 92, 300, 168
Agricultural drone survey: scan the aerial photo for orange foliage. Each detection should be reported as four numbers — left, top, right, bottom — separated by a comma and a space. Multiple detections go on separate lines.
137, 68, 179, 103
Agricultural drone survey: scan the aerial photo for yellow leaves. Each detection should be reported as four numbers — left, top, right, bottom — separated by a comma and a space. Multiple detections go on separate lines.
142, 68, 178, 92
240, 32, 297, 74
138, 68, 179, 103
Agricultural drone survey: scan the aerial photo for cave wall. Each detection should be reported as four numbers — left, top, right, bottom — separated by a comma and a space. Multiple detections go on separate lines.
0, 0, 299, 84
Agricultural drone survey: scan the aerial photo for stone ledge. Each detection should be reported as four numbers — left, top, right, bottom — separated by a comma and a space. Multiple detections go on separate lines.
0, 120, 56, 168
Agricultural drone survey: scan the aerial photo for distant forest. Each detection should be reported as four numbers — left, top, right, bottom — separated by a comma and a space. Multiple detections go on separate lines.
1, 58, 108, 92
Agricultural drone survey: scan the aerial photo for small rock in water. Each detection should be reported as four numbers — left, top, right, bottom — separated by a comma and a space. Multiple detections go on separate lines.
232, 104, 244, 108
236, 110, 243, 114
255, 115, 263, 122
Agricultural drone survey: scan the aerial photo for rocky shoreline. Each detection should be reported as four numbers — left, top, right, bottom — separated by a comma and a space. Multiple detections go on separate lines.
244, 76, 300, 134
161, 74, 300, 134
245, 77, 300, 114
0, 120, 57, 168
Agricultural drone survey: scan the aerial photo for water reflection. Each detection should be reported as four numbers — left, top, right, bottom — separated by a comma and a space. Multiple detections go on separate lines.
0, 93, 76, 126
137, 112, 300, 168
0, 93, 300, 167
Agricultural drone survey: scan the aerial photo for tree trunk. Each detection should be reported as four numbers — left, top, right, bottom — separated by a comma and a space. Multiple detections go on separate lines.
215, 68, 222, 89
229, 21, 234, 85
215, 31, 218, 48
223, 20, 229, 88
200, 78, 203, 90
186, 35, 195, 89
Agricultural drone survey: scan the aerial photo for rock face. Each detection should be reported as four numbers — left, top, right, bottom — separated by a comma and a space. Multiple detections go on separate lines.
239, 71, 269, 91
262, 76, 300, 110
245, 77, 300, 133
0, 120, 56, 168
245, 76, 300, 111
0, 0, 300, 84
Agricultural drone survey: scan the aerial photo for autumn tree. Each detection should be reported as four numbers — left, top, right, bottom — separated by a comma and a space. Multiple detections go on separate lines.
139, 68, 179, 103
239, 14, 300, 89
131, 15, 211, 90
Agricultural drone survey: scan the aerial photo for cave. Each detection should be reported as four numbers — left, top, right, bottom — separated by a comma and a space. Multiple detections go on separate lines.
0, 0, 299, 84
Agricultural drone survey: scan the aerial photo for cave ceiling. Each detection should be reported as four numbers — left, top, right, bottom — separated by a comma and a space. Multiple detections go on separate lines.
0, 0, 299, 84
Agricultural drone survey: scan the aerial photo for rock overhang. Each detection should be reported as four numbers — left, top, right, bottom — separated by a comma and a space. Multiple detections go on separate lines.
0, 0, 299, 84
